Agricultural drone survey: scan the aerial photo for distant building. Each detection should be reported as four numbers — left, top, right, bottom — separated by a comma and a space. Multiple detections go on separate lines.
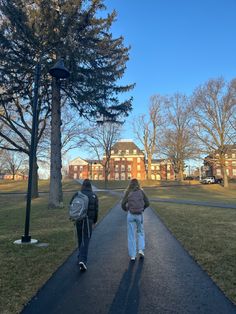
68, 139, 175, 181
0, 173, 28, 180
203, 144, 236, 179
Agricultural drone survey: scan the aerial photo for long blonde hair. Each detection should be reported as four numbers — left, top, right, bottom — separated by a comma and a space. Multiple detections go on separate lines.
126, 178, 141, 194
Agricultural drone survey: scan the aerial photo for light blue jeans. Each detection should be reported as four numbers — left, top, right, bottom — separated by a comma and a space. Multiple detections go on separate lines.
127, 212, 145, 258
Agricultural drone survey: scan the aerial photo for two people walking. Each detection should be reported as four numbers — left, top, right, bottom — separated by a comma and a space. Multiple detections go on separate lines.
70, 178, 149, 271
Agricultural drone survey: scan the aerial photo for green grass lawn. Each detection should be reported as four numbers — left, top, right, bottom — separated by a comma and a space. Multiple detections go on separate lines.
1, 179, 236, 312
150, 201, 236, 305
0, 179, 120, 314
144, 183, 236, 205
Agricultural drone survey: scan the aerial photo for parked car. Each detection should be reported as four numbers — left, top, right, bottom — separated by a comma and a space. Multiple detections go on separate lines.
214, 177, 223, 184
201, 176, 223, 184
201, 177, 216, 184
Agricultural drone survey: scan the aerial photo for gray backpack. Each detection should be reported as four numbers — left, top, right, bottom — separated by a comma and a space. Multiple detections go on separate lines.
128, 189, 145, 214
69, 191, 89, 222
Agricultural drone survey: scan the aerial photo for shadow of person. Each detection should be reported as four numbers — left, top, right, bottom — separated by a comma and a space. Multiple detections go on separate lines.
108, 258, 144, 314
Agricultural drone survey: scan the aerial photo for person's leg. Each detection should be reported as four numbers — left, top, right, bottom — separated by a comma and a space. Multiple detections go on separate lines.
127, 212, 137, 259
136, 214, 145, 254
77, 219, 93, 265
76, 221, 83, 259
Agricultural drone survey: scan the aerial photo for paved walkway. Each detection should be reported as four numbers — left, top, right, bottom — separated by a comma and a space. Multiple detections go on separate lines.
21, 202, 236, 314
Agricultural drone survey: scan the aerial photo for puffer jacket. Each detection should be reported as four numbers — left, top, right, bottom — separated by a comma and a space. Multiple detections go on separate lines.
70, 189, 99, 223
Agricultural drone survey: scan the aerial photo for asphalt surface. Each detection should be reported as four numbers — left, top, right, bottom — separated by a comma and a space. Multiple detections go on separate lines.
21, 203, 236, 314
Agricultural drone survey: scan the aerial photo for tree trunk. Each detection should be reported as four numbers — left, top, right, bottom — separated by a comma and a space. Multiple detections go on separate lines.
48, 79, 63, 208
223, 166, 229, 188
147, 154, 152, 180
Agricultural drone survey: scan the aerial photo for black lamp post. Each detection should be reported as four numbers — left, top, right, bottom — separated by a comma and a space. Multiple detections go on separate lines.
21, 63, 41, 243
14, 58, 69, 245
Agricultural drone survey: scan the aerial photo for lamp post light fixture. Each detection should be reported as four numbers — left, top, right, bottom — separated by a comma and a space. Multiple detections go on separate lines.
49, 59, 70, 79
14, 58, 69, 245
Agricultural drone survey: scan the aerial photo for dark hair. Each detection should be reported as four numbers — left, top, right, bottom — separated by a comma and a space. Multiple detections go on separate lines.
81, 179, 92, 191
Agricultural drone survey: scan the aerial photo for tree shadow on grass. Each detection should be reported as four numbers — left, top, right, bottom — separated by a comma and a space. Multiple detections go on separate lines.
108, 258, 144, 314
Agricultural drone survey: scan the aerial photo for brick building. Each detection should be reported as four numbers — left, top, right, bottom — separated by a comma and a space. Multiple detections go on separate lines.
68, 139, 175, 181
203, 144, 236, 179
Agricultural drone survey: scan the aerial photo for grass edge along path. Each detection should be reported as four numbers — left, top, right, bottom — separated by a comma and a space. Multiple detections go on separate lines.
0, 181, 120, 314
151, 202, 236, 305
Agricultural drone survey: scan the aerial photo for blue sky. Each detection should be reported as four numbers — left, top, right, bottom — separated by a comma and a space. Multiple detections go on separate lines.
104, 0, 236, 137
68, 0, 236, 163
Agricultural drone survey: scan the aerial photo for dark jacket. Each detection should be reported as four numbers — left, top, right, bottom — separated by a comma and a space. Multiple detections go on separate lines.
121, 188, 150, 212
70, 189, 99, 223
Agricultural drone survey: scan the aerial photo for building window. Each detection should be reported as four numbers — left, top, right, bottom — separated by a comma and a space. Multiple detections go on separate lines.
121, 165, 125, 171
128, 165, 132, 171
233, 169, 236, 176
115, 158, 120, 161
232, 154, 236, 159
137, 165, 141, 171
73, 173, 77, 179
225, 154, 228, 159
226, 169, 229, 175
137, 172, 141, 179
167, 164, 171, 170
115, 173, 119, 180
126, 149, 129, 155
133, 149, 137, 154
151, 165, 154, 170
111, 150, 114, 154
156, 165, 160, 170
118, 150, 122, 155
232, 161, 236, 166
80, 166, 83, 170
225, 161, 229, 166
128, 173, 132, 179
137, 157, 140, 163
216, 169, 221, 175
115, 165, 119, 172
121, 173, 126, 180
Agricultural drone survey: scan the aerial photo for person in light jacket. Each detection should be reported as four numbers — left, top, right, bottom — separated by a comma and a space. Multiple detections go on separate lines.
121, 178, 149, 261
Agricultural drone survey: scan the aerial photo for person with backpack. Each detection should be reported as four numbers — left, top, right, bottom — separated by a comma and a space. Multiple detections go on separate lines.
69, 179, 99, 271
121, 178, 150, 262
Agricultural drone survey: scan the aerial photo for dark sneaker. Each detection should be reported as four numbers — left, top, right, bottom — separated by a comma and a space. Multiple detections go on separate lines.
79, 262, 87, 271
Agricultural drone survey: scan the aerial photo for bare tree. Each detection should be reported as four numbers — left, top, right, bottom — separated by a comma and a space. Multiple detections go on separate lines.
133, 95, 163, 179
0, 151, 27, 180
160, 93, 198, 181
191, 78, 236, 187
85, 122, 121, 187
0, 94, 50, 197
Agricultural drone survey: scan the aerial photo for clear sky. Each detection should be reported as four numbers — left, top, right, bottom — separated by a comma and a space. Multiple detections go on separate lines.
68, 0, 236, 163
104, 0, 236, 137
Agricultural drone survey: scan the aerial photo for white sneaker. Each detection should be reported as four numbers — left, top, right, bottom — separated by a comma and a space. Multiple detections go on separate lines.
130, 257, 136, 261
138, 250, 145, 258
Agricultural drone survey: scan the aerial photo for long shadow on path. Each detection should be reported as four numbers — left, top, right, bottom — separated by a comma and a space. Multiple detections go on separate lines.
108, 259, 144, 314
